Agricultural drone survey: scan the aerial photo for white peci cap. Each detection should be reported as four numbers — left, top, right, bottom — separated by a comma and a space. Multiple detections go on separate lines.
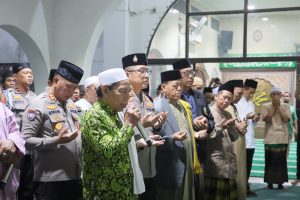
270, 86, 282, 94
98, 68, 128, 86
84, 76, 98, 88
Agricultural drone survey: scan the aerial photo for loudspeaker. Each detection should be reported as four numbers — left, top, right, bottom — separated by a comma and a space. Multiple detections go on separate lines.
218, 31, 233, 56
219, 31, 233, 50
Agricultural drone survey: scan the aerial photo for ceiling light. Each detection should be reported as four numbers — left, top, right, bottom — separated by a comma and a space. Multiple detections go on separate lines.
248, 5, 255, 10
262, 17, 269, 21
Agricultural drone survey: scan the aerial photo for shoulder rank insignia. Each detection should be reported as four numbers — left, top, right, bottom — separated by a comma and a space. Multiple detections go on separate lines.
47, 105, 57, 110
49, 93, 56, 101
13, 95, 22, 100
145, 101, 154, 108
67, 103, 76, 109
27, 109, 37, 121
55, 122, 63, 131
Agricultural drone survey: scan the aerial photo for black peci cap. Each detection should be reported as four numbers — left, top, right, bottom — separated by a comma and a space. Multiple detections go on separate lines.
2, 70, 13, 81
48, 69, 57, 82
244, 79, 258, 89
122, 53, 148, 69
218, 81, 235, 94
172, 58, 192, 70
13, 63, 31, 74
203, 87, 213, 94
56, 60, 84, 84
161, 70, 182, 83
227, 79, 243, 88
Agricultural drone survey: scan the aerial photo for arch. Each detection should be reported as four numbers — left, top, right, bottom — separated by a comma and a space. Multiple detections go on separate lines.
0, 25, 48, 93
82, 0, 123, 77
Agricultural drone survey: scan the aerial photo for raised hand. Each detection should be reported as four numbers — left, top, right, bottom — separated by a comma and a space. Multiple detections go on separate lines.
153, 112, 168, 130
221, 118, 235, 129
55, 128, 79, 144
172, 131, 187, 141
194, 130, 208, 140
193, 115, 208, 130
124, 106, 141, 128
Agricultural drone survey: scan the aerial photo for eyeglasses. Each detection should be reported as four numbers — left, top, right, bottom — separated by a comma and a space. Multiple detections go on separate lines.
180, 70, 195, 77
128, 68, 152, 75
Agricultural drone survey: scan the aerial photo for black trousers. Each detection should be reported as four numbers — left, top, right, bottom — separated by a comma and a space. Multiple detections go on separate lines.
34, 180, 83, 200
17, 154, 34, 200
246, 148, 255, 190
138, 178, 157, 200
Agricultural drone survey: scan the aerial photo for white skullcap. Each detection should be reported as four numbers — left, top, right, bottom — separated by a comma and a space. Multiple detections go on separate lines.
212, 87, 219, 94
98, 68, 128, 86
270, 86, 282, 94
84, 76, 98, 88
193, 77, 203, 86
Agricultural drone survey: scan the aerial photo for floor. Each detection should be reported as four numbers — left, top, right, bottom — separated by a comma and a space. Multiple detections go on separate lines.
247, 177, 300, 200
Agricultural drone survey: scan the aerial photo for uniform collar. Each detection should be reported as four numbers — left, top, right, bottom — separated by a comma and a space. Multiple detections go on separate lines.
14, 86, 30, 94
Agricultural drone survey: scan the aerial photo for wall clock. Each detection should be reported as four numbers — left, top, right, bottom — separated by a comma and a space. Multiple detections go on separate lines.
253, 29, 263, 42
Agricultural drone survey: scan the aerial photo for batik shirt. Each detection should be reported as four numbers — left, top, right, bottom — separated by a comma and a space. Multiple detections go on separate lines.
81, 100, 137, 200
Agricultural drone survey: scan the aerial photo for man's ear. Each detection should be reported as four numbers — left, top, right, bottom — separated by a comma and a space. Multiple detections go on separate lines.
52, 76, 59, 85
101, 85, 109, 97
161, 83, 166, 91
125, 70, 130, 77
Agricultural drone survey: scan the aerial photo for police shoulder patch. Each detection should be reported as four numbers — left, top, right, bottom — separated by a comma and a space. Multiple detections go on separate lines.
27, 109, 37, 121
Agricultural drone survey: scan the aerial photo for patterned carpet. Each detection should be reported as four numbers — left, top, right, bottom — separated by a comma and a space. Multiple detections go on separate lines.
250, 139, 297, 179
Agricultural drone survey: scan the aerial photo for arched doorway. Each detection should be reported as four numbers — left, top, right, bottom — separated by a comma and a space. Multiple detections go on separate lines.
0, 25, 48, 93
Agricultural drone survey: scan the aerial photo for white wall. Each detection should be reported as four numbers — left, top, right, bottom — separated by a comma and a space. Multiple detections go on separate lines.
92, 0, 175, 74
0, 0, 123, 93
150, 11, 184, 58
221, 13, 300, 55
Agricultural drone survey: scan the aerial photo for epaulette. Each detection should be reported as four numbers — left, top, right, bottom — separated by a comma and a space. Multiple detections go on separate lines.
142, 92, 153, 103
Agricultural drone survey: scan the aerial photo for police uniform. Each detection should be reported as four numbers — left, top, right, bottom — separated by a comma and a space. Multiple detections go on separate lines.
21, 60, 84, 200
5, 63, 37, 200
6, 87, 36, 127
122, 53, 157, 200
128, 91, 156, 176
7, 88, 36, 200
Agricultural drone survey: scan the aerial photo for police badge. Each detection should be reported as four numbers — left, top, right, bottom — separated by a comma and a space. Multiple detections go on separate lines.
133, 55, 138, 63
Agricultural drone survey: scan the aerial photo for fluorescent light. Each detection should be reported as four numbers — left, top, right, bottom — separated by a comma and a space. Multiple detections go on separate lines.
248, 5, 255, 10
262, 17, 269, 21
190, 22, 198, 27
170, 8, 179, 14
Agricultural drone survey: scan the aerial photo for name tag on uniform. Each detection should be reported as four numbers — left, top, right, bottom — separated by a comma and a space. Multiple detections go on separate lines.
49, 110, 61, 115
13, 99, 24, 104
70, 109, 78, 114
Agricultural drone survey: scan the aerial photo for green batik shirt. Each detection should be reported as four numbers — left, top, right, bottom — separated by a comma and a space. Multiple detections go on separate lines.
81, 100, 137, 200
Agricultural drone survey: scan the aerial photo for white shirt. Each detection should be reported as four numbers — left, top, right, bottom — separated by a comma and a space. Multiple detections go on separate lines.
235, 96, 256, 149
75, 98, 92, 111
